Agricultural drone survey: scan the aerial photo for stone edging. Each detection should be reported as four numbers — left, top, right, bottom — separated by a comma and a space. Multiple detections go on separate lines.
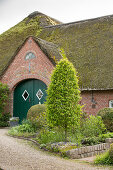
8, 134, 113, 159
66, 142, 112, 159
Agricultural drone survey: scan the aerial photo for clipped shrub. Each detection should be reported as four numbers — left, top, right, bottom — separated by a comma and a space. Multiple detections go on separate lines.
81, 115, 106, 138
97, 108, 113, 132
27, 104, 46, 129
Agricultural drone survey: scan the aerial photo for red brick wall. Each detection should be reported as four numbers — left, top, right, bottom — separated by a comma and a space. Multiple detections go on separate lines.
1, 37, 54, 115
1, 36, 113, 116
81, 90, 113, 115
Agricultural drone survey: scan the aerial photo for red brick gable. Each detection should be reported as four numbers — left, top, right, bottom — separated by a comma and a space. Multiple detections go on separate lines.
1, 37, 54, 90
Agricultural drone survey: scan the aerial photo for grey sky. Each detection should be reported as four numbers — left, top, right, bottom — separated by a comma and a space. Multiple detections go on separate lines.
1, 0, 113, 34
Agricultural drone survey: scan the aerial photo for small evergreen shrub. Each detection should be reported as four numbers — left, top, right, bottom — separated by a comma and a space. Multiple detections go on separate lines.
97, 108, 113, 132
81, 115, 106, 138
46, 57, 82, 141
27, 104, 46, 129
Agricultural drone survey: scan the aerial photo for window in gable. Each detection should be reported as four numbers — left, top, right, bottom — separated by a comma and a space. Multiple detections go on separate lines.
25, 52, 36, 60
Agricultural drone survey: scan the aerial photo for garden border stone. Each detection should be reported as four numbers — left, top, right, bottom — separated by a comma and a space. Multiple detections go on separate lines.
65, 139, 112, 159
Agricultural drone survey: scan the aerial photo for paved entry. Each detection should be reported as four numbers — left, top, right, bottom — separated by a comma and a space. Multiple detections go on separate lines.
13, 79, 47, 123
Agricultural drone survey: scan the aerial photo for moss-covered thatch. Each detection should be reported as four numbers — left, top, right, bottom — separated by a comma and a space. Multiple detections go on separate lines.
0, 11, 61, 77
1, 12, 113, 90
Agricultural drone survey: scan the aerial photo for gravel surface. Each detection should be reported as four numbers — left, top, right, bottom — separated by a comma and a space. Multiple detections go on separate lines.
0, 129, 111, 170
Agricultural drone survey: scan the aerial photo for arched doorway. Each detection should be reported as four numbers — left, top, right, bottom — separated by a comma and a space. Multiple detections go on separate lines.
13, 79, 47, 123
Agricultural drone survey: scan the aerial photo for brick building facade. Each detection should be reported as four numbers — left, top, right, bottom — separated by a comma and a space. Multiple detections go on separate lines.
1, 12, 113, 120
0, 37, 54, 120
1, 36, 113, 119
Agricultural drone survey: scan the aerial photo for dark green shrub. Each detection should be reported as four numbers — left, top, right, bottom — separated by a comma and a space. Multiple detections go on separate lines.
27, 104, 46, 129
0, 112, 10, 127
0, 82, 9, 113
97, 108, 113, 132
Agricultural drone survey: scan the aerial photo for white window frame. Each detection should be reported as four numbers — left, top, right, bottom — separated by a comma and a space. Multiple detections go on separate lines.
109, 100, 113, 108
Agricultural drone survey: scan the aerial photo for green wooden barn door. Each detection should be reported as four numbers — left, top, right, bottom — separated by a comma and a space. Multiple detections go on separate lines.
13, 79, 47, 123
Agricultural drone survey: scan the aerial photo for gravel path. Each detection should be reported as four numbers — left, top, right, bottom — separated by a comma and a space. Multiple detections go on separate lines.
0, 129, 111, 170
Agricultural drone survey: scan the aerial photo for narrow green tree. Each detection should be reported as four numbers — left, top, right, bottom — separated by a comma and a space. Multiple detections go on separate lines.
46, 57, 82, 141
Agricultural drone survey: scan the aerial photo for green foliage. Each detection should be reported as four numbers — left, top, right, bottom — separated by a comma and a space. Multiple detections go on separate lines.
82, 136, 99, 146
97, 108, 113, 132
0, 82, 9, 113
82, 132, 113, 145
94, 151, 112, 165
98, 132, 113, 143
109, 143, 113, 162
8, 120, 36, 137
27, 104, 46, 129
81, 115, 106, 138
46, 58, 82, 141
0, 112, 10, 127
95, 144, 113, 165
36, 128, 65, 144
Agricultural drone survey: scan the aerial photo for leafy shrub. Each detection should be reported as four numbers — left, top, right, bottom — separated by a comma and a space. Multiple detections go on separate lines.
82, 136, 99, 146
82, 132, 113, 145
109, 143, 113, 162
0, 112, 10, 127
27, 104, 46, 129
97, 108, 113, 132
0, 82, 9, 113
98, 132, 113, 143
94, 143, 113, 165
36, 128, 65, 144
81, 115, 106, 138
8, 120, 36, 137
94, 151, 112, 165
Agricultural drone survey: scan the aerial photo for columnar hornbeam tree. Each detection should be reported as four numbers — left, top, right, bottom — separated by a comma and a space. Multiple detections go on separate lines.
46, 57, 82, 141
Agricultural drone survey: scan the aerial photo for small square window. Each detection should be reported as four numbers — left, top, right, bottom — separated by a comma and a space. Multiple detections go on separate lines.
109, 100, 113, 108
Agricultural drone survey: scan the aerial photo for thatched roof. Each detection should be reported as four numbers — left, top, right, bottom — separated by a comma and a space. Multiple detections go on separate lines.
33, 37, 62, 63
0, 11, 61, 77
40, 14, 113, 90
1, 12, 113, 90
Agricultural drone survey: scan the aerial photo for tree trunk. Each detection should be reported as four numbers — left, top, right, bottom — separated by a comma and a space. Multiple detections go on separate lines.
65, 124, 67, 142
